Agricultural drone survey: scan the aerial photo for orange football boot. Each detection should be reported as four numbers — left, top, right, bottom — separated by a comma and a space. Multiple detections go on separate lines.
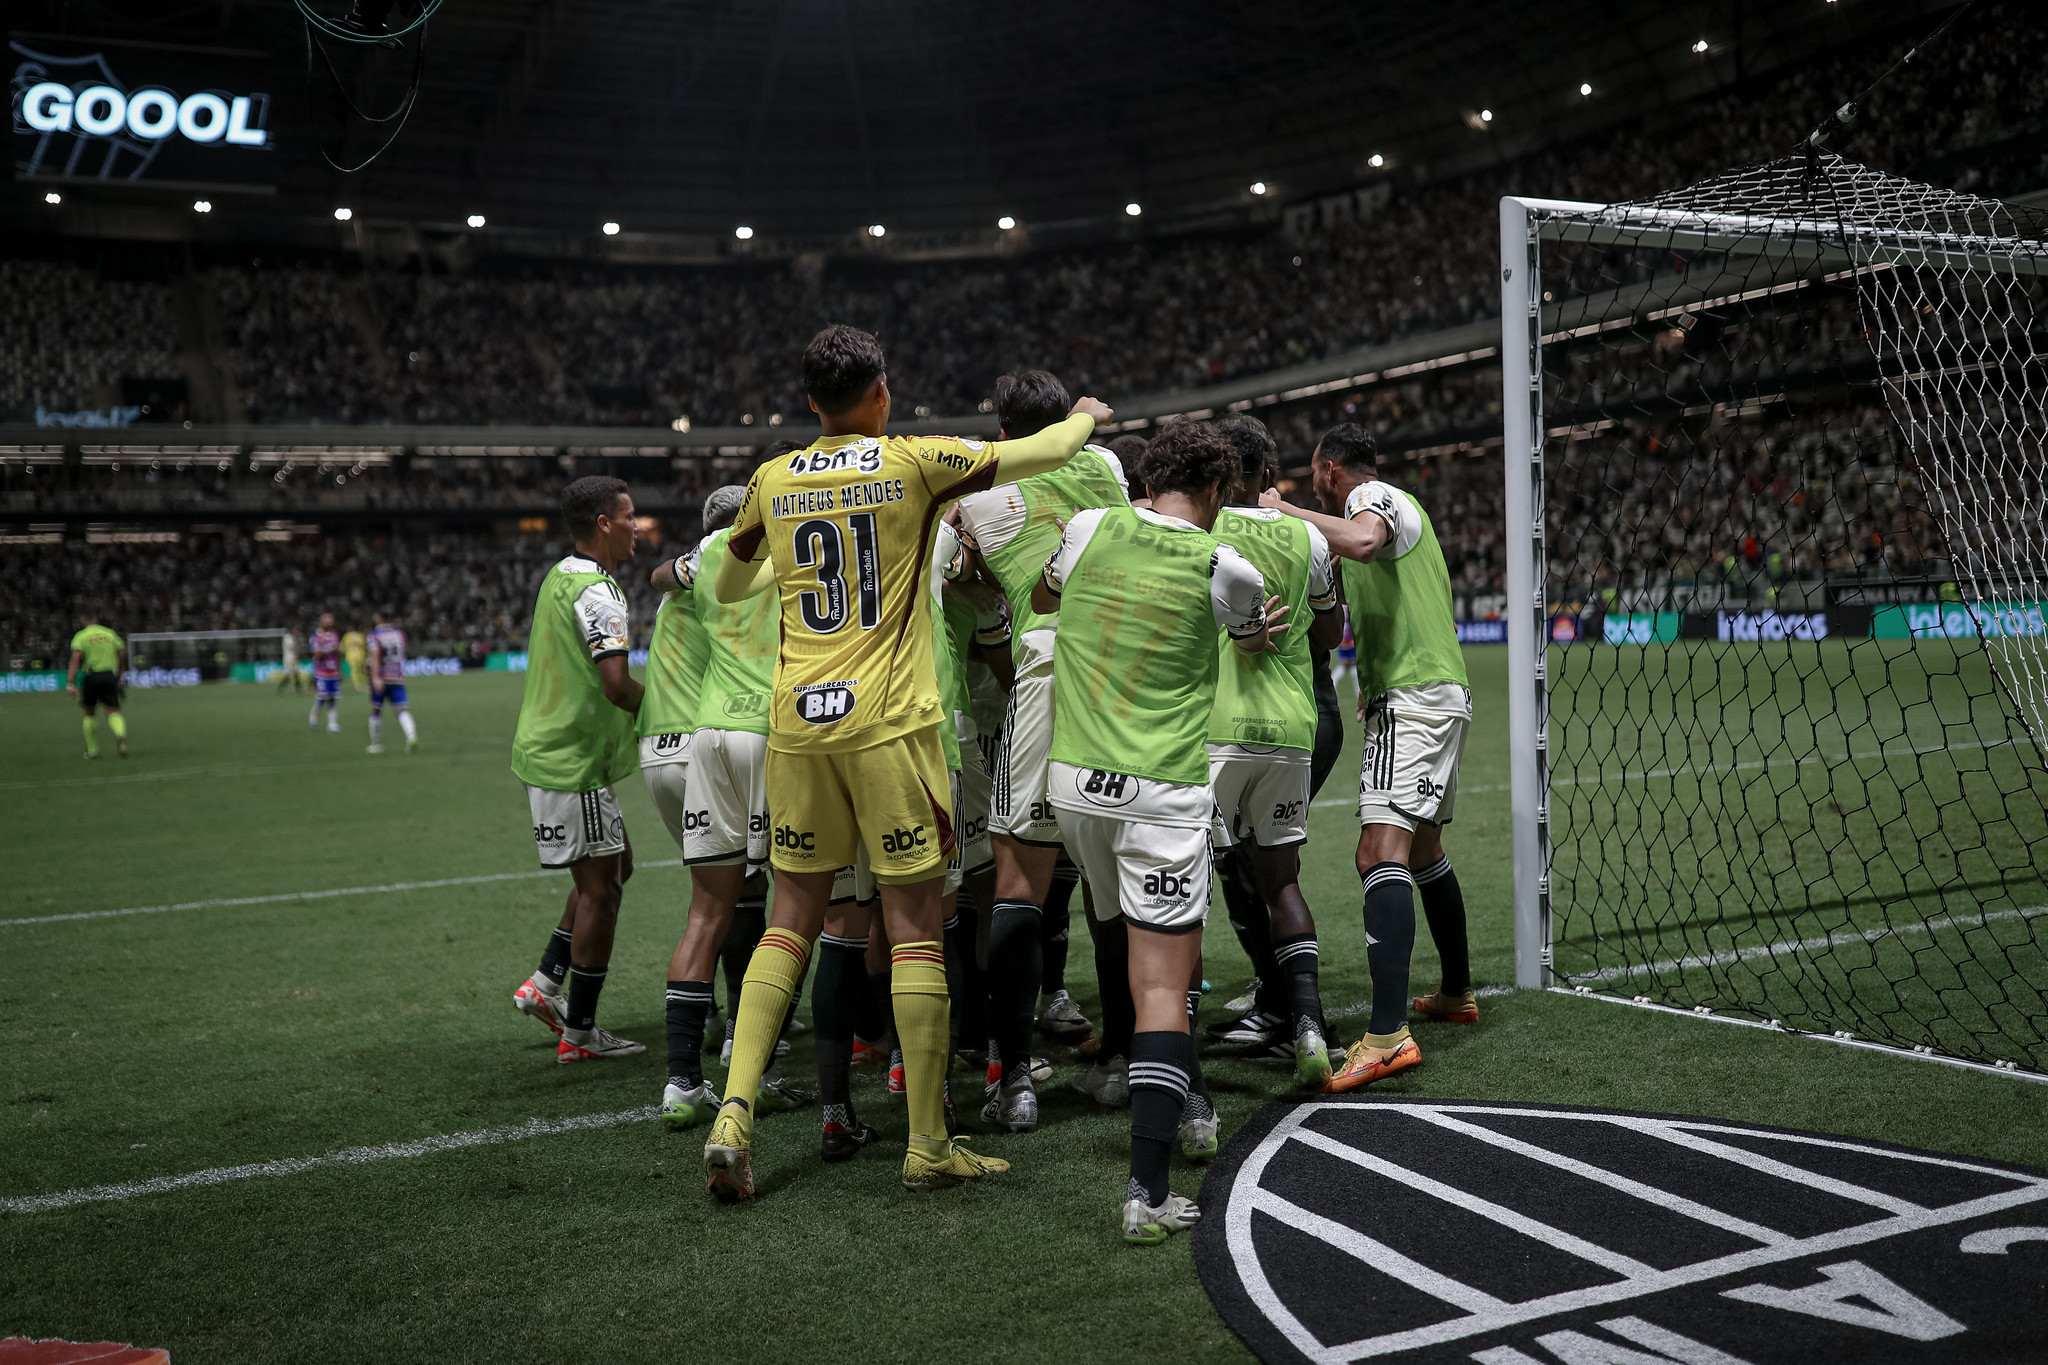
1412, 990, 1480, 1024
1323, 1029, 1421, 1093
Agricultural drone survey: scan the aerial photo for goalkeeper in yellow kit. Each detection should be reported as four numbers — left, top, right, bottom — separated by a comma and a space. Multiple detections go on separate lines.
702, 324, 1112, 1199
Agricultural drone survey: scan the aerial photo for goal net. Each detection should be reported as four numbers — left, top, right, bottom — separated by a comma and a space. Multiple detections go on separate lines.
1500, 155, 2048, 1074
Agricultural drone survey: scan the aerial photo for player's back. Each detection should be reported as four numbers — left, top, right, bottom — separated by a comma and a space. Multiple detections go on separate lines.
957, 444, 1129, 638
728, 432, 999, 752
1339, 480, 1466, 698
693, 528, 779, 733
1209, 507, 1327, 751
368, 624, 407, 679
71, 624, 122, 673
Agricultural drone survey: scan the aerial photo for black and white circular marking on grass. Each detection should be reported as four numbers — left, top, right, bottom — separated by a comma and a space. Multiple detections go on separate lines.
1193, 1097, 2048, 1365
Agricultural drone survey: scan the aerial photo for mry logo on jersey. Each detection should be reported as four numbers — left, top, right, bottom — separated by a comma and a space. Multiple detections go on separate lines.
795, 683, 857, 724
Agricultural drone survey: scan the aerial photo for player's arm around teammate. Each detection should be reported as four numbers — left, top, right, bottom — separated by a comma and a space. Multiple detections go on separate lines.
1258, 424, 1479, 1093
1031, 420, 1285, 1245
509, 477, 647, 1063
700, 324, 1112, 1202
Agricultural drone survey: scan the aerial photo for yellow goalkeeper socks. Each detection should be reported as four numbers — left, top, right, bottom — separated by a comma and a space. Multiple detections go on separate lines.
891, 940, 951, 1157
81, 717, 98, 756
107, 712, 127, 740
720, 926, 810, 1142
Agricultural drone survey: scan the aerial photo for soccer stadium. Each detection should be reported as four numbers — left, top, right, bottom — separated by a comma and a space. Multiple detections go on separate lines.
7, 1, 2048, 1361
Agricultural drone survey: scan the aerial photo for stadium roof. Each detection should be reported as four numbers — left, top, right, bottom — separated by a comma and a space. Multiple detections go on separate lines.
11, 0, 1958, 249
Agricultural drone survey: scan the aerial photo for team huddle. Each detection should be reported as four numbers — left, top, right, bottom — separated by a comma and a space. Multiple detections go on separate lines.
506, 324, 1478, 1243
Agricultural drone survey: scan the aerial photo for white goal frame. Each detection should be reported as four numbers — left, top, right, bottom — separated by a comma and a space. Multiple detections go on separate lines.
1498, 190, 2048, 1081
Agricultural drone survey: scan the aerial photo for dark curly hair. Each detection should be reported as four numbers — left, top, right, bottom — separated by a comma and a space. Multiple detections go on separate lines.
1315, 422, 1377, 474
803, 324, 887, 415
993, 368, 1071, 439
1137, 420, 1239, 499
1216, 414, 1278, 498
562, 475, 629, 538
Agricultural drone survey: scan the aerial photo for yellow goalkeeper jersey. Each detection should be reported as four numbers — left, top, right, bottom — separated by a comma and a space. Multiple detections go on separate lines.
728, 432, 999, 753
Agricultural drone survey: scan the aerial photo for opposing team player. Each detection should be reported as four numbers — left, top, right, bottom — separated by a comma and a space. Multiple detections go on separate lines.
1205, 417, 1343, 1087
364, 611, 418, 755
702, 324, 1111, 1200
308, 613, 344, 733
1033, 420, 1283, 1244
67, 612, 128, 760
953, 368, 1131, 1123
1260, 423, 1477, 1091
510, 476, 646, 1063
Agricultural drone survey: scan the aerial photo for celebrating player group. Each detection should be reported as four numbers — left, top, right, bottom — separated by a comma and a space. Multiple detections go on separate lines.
505, 324, 1477, 1244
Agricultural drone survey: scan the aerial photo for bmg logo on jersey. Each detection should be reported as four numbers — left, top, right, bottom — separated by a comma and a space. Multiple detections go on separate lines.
794, 681, 857, 725
881, 824, 928, 855
1077, 768, 1140, 809
787, 442, 883, 476
774, 824, 816, 851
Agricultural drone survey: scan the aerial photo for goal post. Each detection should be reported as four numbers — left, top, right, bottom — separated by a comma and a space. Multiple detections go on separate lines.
1500, 155, 2048, 1075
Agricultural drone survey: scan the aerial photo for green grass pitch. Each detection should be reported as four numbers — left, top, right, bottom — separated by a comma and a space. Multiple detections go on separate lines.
5, 650, 2046, 1363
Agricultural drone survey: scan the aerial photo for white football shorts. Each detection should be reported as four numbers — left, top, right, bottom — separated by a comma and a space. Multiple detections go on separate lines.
1208, 743, 1312, 849
1048, 760, 1212, 934
642, 759, 690, 853
989, 628, 1060, 844
685, 727, 769, 867
526, 783, 626, 869
1358, 683, 1472, 831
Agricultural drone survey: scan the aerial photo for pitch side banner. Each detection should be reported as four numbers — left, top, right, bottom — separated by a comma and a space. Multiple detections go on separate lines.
10, 34, 275, 190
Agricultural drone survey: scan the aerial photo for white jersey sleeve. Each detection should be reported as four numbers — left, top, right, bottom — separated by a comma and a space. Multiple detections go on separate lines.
1304, 522, 1339, 611
573, 579, 631, 661
1041, 506, 1111, 596
1211, 542, 1269, 641
1343, 480, 1424, 560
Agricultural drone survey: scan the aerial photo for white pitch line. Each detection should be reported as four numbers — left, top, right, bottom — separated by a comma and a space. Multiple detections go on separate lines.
1, 1106, 657, 1215
1566, 901, 2048, 984
1311, 735, 2014, 808
1, 860, 689, 927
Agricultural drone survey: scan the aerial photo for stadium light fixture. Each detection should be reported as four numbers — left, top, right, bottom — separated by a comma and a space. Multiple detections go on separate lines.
466, 213, 486, 228
1480, 108, 1493, 122
44, 191, 61, 205
334, 206, 352, 221
1579, 82, 1593, 96
194, 199, 212, 213
734, 225, 754, 240
1250, 181, 1267, 195
1692, 38, 1709, 53
868, 223, 886, 237
1125, 201, 1142, 216
997, 215, 1016, 230
602, 221, 621, 235
1368, 153, 1386, 169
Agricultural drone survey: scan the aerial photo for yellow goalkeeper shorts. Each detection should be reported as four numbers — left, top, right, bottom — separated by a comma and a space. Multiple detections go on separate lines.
765, 726, 955, 885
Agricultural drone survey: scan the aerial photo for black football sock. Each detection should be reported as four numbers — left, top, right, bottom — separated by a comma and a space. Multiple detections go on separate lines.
987, 898, 1042, 1081
665, 979, 713, 1085
945, 894, 987, 1050
858, 969, 892, 1044
537, 925, 573, 989
1274, 932, 1324, 1037
722, 895, 766, 1017
1128, 1030, 1195, 1206
1217, 850, 1283, 1017
565, 963, 607, 1033
1360, 862, 1417, 1037
813, 933, 866, 1117
1042, 863, 1078, 997
1184, 989, 1213, 1102
1414, 855, 1471, 996
1093, 915, 1135, 1061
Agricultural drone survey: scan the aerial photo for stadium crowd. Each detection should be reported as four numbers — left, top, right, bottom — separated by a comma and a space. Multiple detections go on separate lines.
4, 4, 2042, 428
